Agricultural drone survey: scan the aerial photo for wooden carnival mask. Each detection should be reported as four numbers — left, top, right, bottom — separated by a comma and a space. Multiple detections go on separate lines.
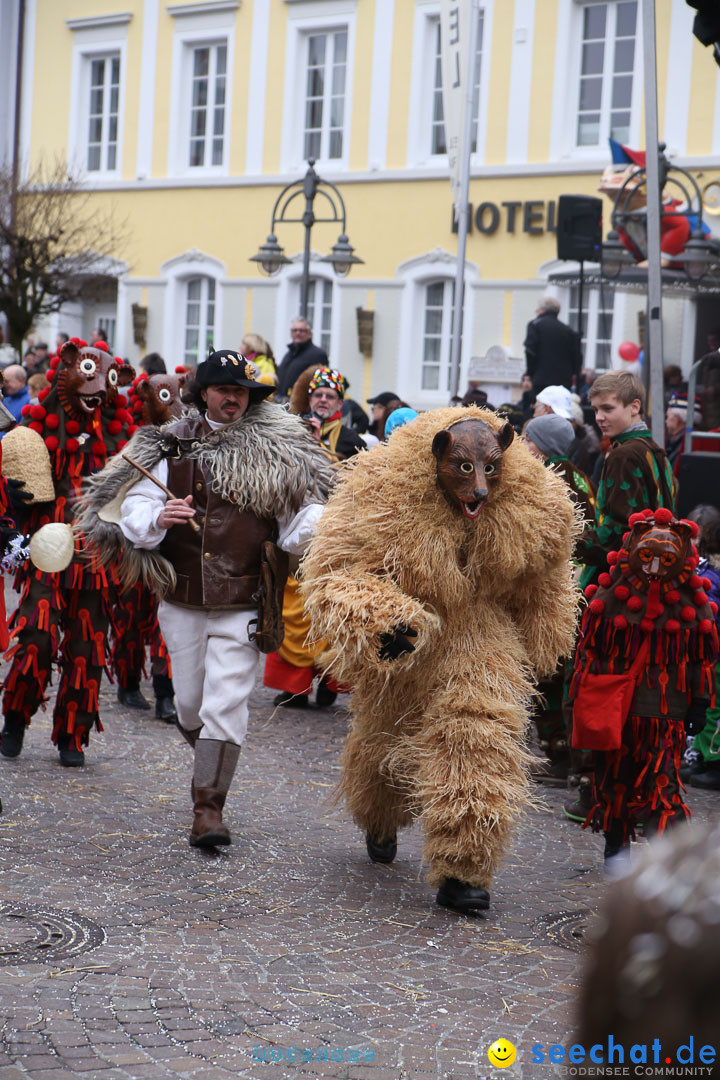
431, 418, 514, 519
627, 520, 693, 582
135, 373, 187, 425
59, 342, 122, 414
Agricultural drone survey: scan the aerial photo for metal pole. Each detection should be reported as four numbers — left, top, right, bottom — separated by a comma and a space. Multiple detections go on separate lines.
642, 0, 665, 447
577, 260, 584, 358
449, 0, 480, 403
300, 164, 317, 322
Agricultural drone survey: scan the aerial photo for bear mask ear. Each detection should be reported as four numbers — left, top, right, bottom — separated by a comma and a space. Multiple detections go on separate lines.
432, 429, 452, 459
60, 341, 80, 368
135, 380, 150, 401
496, 420, 515, 451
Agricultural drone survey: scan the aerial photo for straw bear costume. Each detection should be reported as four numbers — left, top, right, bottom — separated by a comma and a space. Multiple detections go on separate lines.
301, 407, 580, 907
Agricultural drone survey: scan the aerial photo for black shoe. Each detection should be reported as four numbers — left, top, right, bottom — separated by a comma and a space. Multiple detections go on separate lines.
689, 763, 720, 791
0, 715, 26, 759
563, 785, 593, 823
273, 691, 309, 709
436, 877, 490, 914
118, 687, 151, 710
57, 735, 85, 768
315, 679, 338, 709
155, 696, 178, 723
366, 832, 397, 864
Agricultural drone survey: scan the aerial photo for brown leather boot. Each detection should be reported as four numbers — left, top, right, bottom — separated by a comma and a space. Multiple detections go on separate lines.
189, 740, 240, 849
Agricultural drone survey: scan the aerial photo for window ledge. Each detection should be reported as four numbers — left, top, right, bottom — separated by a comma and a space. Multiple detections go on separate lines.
167, 1, 240, 15
66, 13, 132, 29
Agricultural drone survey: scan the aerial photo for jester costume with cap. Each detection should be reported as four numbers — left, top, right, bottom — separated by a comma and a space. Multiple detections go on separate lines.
1, 341, 135, 761
571, 508, 719, 846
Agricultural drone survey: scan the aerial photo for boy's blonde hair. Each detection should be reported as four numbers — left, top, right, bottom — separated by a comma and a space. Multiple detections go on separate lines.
589, 370, 646, 409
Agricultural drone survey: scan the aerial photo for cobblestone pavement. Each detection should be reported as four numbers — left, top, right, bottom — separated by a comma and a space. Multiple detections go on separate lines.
0, 657, 718, 1080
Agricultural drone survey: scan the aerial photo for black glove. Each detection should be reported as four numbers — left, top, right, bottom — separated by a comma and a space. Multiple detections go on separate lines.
686, 699, 709, 736
0, 525, 22, 556
5, 478, 32, 511
378, 625, 417, 661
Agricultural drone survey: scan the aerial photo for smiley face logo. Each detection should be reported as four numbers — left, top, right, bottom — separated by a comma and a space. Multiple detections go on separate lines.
487, 1039, 517, 1068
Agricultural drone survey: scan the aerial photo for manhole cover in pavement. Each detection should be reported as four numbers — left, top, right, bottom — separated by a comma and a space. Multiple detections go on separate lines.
0, 902, 105, 966
534, 910, 590, 952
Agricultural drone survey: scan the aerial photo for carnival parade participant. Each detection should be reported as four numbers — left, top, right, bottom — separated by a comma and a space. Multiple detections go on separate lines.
264, 366, 361, 709
571, 509, 718, 865
112, 369, 188, 721
79, 350, 335, 848
301, 406, 580, 914
0, 341, 135, 767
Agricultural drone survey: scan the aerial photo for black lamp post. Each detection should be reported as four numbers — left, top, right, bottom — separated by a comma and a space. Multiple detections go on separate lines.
250, 160, 363, 321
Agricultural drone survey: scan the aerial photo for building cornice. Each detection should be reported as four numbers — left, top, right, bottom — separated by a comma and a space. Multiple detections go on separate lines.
66, 13, 132, 29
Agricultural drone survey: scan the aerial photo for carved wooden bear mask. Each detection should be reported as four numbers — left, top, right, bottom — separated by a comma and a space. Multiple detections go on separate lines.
59, 342, 122, 414
136, 373, 187, 425
432, 418, 514, 519
627, 520, 693, 582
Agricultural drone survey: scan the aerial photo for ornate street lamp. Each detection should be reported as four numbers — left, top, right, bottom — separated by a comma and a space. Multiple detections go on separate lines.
250, 160, 363, 319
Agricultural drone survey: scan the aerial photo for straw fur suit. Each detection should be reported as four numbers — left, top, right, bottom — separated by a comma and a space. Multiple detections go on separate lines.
300, 406, 580, 893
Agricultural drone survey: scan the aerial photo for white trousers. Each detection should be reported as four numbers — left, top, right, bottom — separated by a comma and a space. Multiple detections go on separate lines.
157, 602, 260, 746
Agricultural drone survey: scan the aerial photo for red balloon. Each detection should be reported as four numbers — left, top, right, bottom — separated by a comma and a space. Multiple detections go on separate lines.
619, 341, 640, 362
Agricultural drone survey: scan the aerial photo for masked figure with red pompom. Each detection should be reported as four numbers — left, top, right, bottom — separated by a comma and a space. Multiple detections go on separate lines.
0, 340, 136, 767
111, 369, 188, 721
571, 508, 719, 866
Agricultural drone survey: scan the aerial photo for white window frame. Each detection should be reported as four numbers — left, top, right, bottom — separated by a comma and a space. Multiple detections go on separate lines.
396, 250, 478, 408
167, 6, 237, 178
271, 258, 340, 366
280, 4, 357, 173
159, 251, 226, 364
67, 21, 129, 180
406, 0, 492, 168
568, 284, 616, 371
550, 0, 642, 162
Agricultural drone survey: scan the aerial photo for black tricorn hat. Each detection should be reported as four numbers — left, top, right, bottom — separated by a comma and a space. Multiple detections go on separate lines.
196, 350, 274, 401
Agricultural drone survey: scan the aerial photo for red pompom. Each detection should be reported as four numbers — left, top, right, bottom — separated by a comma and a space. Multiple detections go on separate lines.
29, 405, 46, 421
646, 605, 663, 620
44, 413, 59, 429
685, 519, 700, 537
701, 577, 712, 591
710, 601, 718, 615
614, 585, 630, 600
690, 575, 703, 590
37, 388, 49, 402
28, 421, 43, 434
627, 595, 643, 612
50, 356, 60, 369
114, 409, 131, 424
175, 365, 187, 373
699, 619, 713, 634
65, 438, 79, 453
622, 531, 630, 543
93, 340, 110, 352
664, 590, 680, 604
45, 370, 55, 382
628, 512, 645, 527
665, 619, 680, 633
108, 420, 122, 435
117, 440, 127, 451
20, 404, 31, 417
641, 508, 655, 519
640, 618, 654, 632
694, 591, 708, 607
127, 424, 138, 436
584, 584, 598, 599
132, 400, 143, 414
44, 435, 59, 451
91, 440, 107, 457
589, 598, 605, 614
613, 614, 628, 629
115, 394, 128, 408
607, 550, 619, 565
654, 507, 673, 525
681, 606, 696, 622
598, 572, 612, 587
65, 420, 81, 435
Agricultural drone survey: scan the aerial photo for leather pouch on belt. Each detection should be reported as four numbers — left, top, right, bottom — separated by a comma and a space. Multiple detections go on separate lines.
248, 541, 290, 653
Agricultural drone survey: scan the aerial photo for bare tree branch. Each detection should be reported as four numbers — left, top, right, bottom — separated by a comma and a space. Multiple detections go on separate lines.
0, 158, 129, 350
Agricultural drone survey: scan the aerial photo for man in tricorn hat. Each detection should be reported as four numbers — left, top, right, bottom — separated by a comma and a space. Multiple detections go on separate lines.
80, 350, 335, 847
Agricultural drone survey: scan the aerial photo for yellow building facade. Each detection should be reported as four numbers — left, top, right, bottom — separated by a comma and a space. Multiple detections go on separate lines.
5, 0, 720, 408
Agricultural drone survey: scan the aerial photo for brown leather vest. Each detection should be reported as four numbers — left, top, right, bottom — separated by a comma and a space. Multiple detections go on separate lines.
159, 417, 276, 609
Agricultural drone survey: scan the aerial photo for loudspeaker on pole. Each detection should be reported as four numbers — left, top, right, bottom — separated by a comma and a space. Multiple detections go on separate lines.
556, 195, 603, 262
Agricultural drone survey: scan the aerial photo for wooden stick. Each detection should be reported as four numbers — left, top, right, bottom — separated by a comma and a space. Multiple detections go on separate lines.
121, 453, 201, 532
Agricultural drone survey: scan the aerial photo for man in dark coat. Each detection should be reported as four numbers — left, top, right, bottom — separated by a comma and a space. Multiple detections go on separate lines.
276, 319, 328, 397
524, 297, 582, 394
